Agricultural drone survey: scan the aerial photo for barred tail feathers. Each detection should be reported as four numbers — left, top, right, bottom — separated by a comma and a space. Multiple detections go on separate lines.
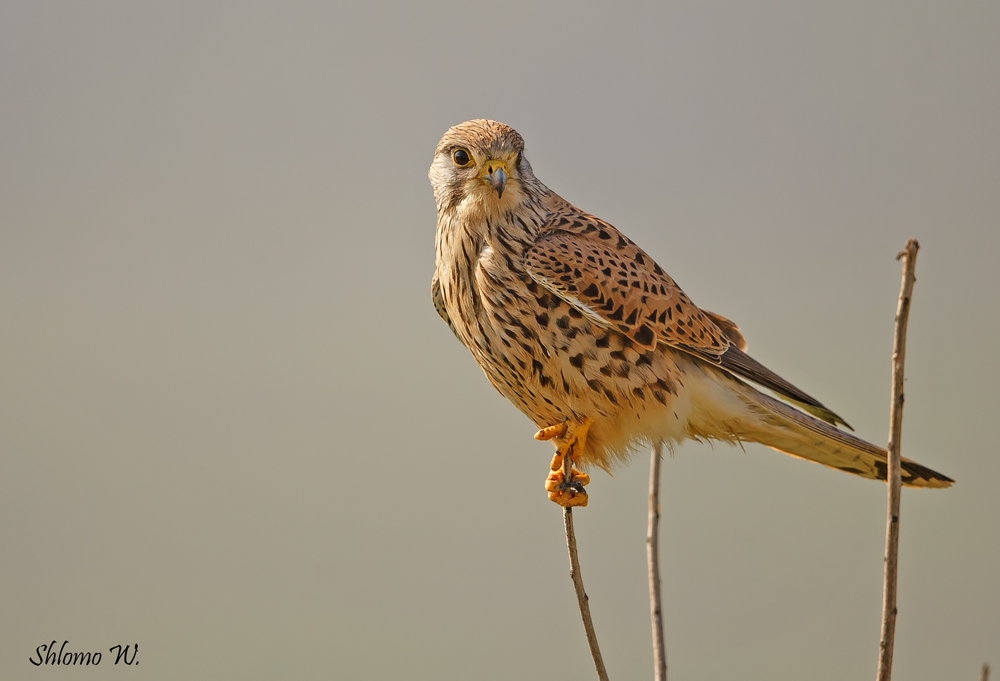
688, 368, 953, 489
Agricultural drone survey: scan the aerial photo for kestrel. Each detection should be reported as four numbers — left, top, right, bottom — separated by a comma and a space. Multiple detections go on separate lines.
430, 119, 952, 507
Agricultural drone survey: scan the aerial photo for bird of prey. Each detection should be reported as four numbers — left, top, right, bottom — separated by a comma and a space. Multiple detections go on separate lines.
429, 119, 952, 507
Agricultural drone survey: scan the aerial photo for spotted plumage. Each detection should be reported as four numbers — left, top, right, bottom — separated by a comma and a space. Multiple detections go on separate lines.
430, 119, 952, 501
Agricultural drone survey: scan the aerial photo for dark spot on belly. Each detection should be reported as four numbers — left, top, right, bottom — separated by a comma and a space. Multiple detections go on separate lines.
655, 378, 676, 395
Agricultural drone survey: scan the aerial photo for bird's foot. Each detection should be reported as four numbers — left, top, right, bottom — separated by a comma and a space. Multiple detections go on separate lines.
544, 460, 591, 507
535, 418, 592, 507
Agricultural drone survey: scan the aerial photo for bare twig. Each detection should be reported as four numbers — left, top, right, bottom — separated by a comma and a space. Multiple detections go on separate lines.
982, 662, 991, 681
563, 507, 609, 681
876, 238, 919, 681
647, 443, 667, 681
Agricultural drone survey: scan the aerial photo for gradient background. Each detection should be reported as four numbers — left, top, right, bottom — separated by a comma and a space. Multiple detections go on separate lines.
2, 1, 997, 679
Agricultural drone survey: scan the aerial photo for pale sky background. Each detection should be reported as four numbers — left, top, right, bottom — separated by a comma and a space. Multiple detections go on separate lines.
1, 1, 997, 679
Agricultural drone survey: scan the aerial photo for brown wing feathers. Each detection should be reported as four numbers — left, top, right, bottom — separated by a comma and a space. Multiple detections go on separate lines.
702, 310, 747, 351
525, 211, 849, 428
524, 221, 730, 359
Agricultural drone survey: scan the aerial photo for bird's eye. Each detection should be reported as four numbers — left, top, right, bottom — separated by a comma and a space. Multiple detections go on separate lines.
516, 152, 523, 166
452, 148, 473, 167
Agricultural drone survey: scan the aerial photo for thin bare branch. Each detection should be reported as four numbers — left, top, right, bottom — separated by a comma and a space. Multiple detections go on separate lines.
563, 506, 609, 681
647, 443, 667, 681
982, 663, 990, 681
876, 238, 919, 681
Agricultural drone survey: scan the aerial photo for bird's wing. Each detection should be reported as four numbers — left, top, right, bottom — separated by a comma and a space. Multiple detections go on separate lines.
524, 211, 730, 359
702, 310, 747, 351
524, 209, 850, 428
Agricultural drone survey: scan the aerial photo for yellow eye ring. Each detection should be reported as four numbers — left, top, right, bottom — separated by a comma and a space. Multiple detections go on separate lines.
452, 148, 474, 167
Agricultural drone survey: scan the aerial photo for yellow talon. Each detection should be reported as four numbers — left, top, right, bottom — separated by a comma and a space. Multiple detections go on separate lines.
537, 417, 593, 507
535, 422, 568, 441
548, 486, 589, 507
545, 470, 562, 493
545, 468, 590, 492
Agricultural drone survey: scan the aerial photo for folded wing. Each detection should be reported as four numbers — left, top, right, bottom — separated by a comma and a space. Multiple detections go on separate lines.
524, 210, 848, 427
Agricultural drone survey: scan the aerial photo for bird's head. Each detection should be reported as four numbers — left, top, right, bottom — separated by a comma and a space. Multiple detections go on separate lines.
429, 119, 540, 217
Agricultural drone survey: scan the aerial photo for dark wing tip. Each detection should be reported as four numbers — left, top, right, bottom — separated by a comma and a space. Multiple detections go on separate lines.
719, 346, 852, 429
795, 400, 854, 431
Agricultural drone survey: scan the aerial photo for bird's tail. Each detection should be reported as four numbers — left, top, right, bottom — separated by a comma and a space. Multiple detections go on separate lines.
715, 376, 953, 488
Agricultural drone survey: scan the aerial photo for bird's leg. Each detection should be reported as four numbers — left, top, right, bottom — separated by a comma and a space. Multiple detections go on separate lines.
535, 418, 592, 507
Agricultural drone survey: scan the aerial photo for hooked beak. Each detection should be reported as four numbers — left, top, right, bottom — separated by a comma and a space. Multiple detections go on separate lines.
482, 161, 508, 198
